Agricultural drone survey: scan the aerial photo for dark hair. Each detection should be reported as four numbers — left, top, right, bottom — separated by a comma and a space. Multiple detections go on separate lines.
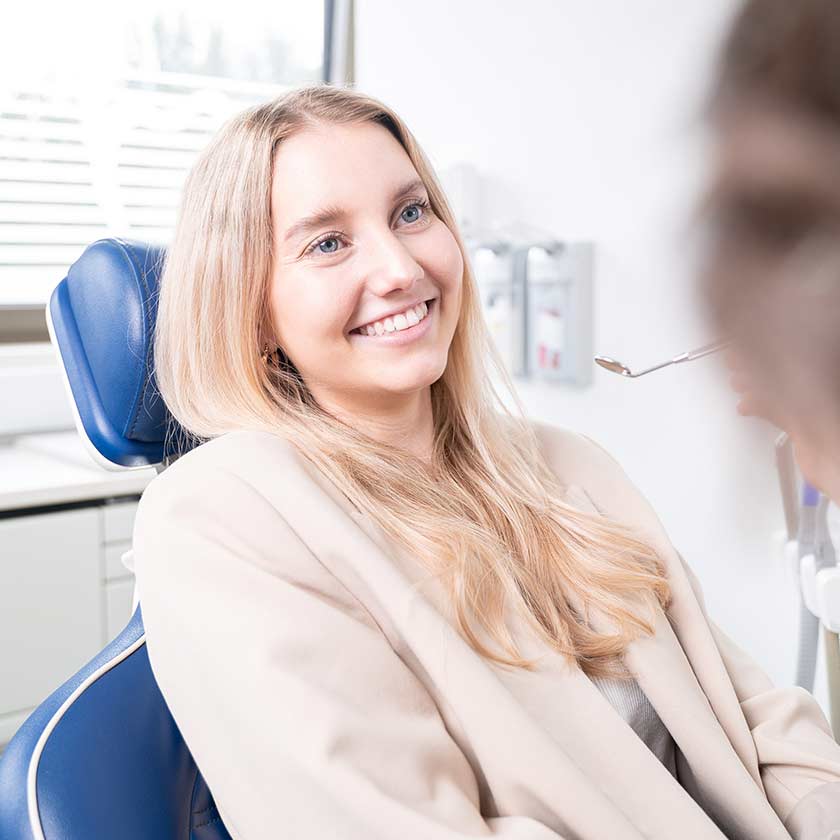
711, 0, 840, 122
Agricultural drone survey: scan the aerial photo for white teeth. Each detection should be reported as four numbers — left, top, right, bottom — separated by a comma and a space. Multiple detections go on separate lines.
354, 299, 433, 336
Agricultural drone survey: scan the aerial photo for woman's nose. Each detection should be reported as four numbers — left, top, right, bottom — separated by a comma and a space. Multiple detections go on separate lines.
361, 229, 423, 294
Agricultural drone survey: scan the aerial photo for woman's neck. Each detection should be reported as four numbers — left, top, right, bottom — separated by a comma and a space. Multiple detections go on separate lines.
312, 385, 435, 462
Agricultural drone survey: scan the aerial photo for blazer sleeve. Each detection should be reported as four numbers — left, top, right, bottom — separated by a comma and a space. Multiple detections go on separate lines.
572, 430, 840, 840
678, 554, 840, 840
132, 463, 569, 840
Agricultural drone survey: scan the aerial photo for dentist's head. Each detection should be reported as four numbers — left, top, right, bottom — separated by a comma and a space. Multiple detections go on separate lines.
701, 0, 840, 498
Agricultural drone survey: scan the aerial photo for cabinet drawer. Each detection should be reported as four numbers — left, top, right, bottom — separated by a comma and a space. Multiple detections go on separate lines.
102, 500, 139, 544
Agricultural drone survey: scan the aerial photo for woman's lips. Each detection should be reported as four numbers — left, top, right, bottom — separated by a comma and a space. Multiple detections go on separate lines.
349, 298, 436, 345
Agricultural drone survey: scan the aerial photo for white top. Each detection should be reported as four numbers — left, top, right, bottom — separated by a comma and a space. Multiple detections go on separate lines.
589, 673, 678, 779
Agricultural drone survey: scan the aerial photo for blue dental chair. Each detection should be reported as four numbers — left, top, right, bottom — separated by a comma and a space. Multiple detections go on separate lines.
0, 239, 233, 840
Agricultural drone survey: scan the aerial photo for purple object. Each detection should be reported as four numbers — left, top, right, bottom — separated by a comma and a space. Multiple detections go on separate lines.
803, 481, 821, 507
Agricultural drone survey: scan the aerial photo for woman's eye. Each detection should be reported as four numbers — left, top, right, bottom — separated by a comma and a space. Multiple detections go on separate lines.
400, 201, 428, 224
317, 237, 340, 253
306, 235, 344, 257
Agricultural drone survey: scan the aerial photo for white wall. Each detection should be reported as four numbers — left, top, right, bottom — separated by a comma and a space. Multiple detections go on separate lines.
355, 0, 832, 711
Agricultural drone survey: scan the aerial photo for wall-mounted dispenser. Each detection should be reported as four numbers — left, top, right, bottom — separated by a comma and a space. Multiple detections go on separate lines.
470, 240, 526, 376
516, 241, 594, 385
469, 235, 594, 385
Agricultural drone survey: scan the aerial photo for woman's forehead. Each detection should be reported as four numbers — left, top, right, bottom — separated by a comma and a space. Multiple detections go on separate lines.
273, 122, 407, 187
270, 122, 421, 225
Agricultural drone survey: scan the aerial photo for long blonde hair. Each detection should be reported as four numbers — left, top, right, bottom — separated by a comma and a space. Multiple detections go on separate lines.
152, 83, 671, 680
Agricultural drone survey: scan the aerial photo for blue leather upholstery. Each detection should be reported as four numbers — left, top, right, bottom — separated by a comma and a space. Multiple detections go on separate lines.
46, 238, 201, 469
0, 239, 232, 839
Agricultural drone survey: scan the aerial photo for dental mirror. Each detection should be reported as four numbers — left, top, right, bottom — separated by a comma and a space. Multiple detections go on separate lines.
593, 356, 631, 376
594, 339, 731, 379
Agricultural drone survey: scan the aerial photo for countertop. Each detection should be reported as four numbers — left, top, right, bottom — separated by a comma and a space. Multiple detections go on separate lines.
0, 430, 157, 513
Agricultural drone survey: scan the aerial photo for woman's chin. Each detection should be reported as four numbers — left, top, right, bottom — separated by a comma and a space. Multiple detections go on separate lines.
359, 362, 447, 397
357, 349, 447, 387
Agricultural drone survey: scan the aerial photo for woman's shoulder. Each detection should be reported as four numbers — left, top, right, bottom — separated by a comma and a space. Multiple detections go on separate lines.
133, 428, 330, 581
528, 418, 671, 546
528, 418, 632, 493
141, 428, 306, 510
528, 418, 611, 476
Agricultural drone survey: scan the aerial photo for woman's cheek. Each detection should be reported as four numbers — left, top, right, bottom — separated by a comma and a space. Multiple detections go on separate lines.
425, 225, 464, 291
275, 278, 327, 350
307, 278, 358, 341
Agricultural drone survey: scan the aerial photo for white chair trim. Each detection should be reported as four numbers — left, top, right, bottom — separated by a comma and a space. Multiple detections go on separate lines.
27, 634, 147, 840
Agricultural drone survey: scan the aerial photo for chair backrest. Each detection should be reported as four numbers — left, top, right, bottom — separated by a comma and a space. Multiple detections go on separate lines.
0, 238, 232, 839
45, 237, 201, 471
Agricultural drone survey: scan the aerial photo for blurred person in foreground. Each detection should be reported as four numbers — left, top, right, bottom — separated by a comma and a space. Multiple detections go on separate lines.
701, 0, 840, 503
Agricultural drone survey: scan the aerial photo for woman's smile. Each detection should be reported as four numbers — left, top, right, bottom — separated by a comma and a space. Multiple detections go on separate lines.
348, 297, 437, 347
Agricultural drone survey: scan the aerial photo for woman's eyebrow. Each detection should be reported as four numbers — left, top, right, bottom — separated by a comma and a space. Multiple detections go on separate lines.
283, 204, 346, 244
283, 177, 427, 244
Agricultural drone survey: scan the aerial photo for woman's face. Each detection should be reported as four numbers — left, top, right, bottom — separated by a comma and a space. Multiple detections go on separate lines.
268, 121, 463, 417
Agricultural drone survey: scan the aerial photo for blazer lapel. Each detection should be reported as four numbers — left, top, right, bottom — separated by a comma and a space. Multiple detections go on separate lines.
249, 434, 790, 839
282, 460, 727, 837
568, 484, 793, 840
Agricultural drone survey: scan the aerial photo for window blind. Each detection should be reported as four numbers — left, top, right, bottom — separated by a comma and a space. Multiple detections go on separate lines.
0, 72, 293, 305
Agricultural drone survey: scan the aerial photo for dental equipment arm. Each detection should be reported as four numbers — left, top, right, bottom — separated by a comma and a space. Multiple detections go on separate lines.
787, 468, 840, 740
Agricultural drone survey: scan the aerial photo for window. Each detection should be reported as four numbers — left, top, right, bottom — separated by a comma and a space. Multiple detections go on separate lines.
0, 0, 330, 337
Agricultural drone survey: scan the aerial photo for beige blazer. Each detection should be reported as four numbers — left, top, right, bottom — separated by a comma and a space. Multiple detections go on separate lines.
131, 420, 840, 840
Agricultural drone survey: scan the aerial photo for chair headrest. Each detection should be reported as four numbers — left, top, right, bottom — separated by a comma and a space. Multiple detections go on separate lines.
46, 238, 201, 470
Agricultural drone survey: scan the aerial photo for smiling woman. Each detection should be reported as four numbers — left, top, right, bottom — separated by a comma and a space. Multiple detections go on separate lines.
151, 84, 670, 685
136, 83, 840, 840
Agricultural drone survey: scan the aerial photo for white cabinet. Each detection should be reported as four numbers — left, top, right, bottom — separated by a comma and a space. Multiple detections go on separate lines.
0, 496, 140, 748
0, 430, 154, 753
0, 507, 101, 744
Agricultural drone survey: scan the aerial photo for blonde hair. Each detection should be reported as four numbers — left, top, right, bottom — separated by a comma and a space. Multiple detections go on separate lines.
153, 83, 671, 680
